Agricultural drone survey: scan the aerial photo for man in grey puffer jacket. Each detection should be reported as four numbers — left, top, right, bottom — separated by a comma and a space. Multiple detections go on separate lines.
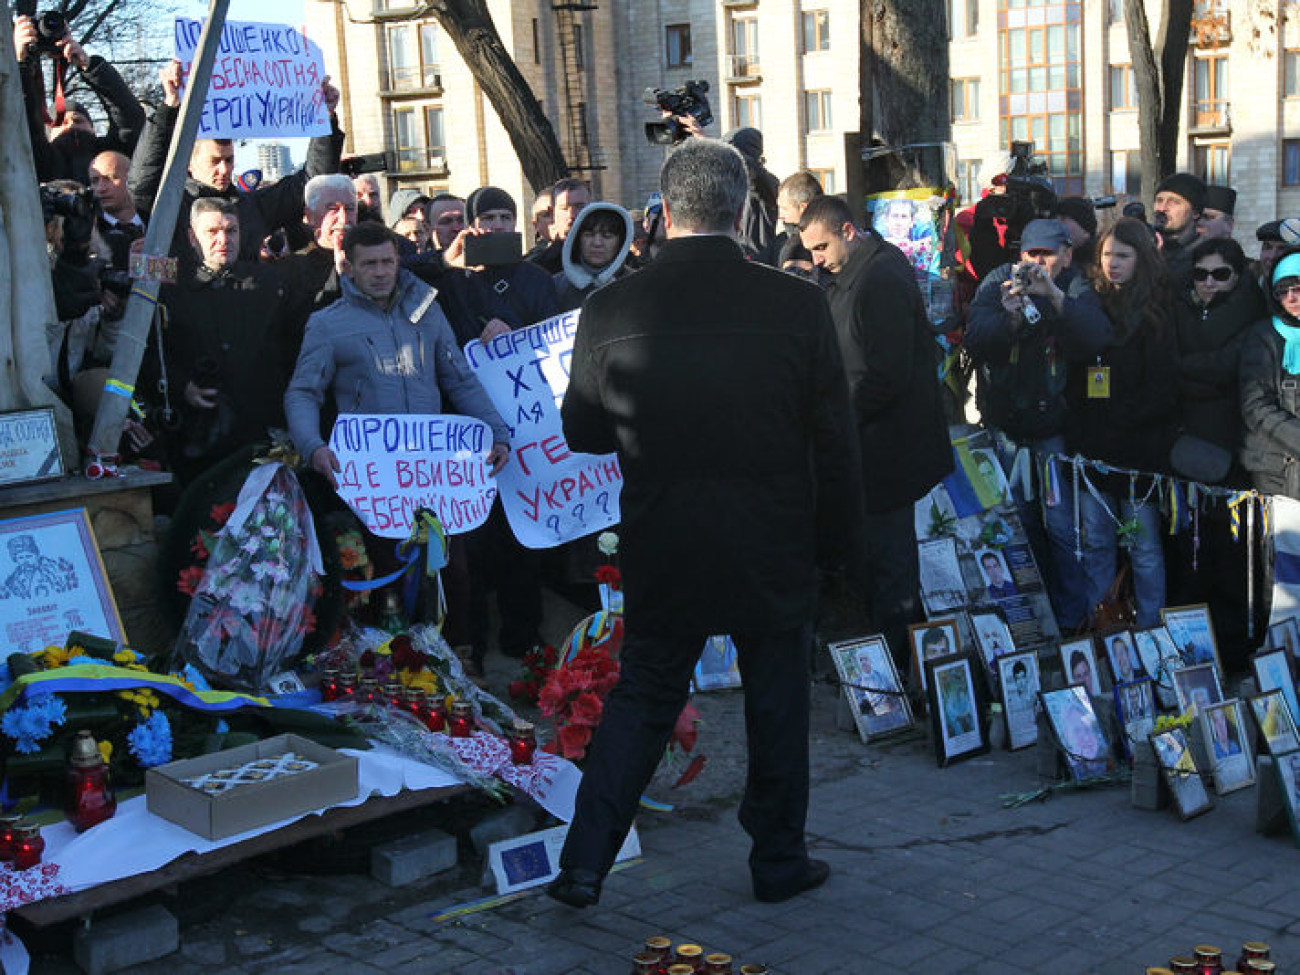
285, 222, 511, 485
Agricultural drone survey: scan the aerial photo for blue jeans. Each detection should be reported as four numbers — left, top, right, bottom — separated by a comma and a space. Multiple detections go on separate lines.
1078, 487, 1165, 627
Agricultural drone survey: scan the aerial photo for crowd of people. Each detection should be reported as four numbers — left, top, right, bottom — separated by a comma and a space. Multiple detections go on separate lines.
22, 15, 1300, 688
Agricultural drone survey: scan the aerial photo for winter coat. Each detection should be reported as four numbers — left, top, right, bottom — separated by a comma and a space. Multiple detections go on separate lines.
965, 263, 1112, 442
553, 202, 635, 312
284, 270, 510, 462
128, 103, 344, 265
561, 234, 865, 637
1174, 277, 1265, 454
821, 230, 953, 513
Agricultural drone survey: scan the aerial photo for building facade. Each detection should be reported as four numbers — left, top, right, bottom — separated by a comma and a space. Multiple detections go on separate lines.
256, 143, 293, 183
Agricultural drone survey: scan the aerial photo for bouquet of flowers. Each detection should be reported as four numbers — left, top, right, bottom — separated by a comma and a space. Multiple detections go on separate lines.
538, 644, 621, 761
175, 464, 322, 693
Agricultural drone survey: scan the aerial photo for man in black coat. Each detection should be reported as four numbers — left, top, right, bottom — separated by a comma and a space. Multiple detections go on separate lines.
800, 195, 953, 677
129, 59, 344, 267
549, 138, 864, 909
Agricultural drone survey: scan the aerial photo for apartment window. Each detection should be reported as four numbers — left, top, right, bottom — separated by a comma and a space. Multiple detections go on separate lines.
949, 0, 977, 36
575, 102, 589, 145
532, 18, 541, 65
1286, 51, 1300, 97
573, 25, 585, 71
801, 10, 830, 53
424, 106, 445, 159
1109, 64, 1137, 110
387, 23, 440, 90
1194, 142, 1231, 185
730, 16, 759, 77
393, 106, 418, 170
951, 78, 980, 121
733, 92, 761, 129
967, 0, 979, 33
809, 168, 836, 194
1193, 54, 1228, 127
1107, 0, 1123, 24
666, 24, 692, 68
393, 105, 443, 172
1109, 149, 1141, 197
804, 89, 832, 132
957, 158, 980, 204
1285, 139, 1300, 186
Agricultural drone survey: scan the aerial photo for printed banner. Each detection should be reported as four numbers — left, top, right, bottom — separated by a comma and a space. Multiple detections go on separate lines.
1272, 496, 1300, 626
174, 18, 329, 139
328, 414, 497, 539
465, 312, 622, 549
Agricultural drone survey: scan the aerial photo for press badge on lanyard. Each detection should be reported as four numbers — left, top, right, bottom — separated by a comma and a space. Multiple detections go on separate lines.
1087, 363, 1111, 399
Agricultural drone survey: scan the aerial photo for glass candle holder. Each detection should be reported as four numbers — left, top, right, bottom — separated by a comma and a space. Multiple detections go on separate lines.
739, 966, 769, 975
423, 697, 447, 733
1236, 944, 1270, 972
0, 813, 22, 862
338, 671, 357, 698
1171, 959, 1199, 975
674, 944, 703, 972
705, 953, 733, 974
630, 953, 661, 975
11, 822, 44, 870
509, 721, 537, 765
449, 702, 474, 738
644, 936, 671, 960
404, 687, 426, 721
1195, 945, 1223, 975
382, 680, 404, 709
66, 730, 116, 833
319, 668, 341, 702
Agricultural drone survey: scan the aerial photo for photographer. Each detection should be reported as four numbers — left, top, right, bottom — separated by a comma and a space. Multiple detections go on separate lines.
965, 218, 1112, 630
152, 198, 293, 484
723, 127, 779, 262
15, 13, 146, 185
129, 59, 344, 267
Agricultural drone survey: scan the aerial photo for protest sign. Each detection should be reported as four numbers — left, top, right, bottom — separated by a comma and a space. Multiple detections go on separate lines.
328, 414, 497, 539
173, 18, 329, 139
465, 311, 622, 549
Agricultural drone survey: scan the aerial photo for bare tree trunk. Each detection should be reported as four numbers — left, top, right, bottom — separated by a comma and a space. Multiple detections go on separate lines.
431, 0, 568, 192
0, 0, 76, 461
1125, 0, 1194, 209
860, 0, 951, 146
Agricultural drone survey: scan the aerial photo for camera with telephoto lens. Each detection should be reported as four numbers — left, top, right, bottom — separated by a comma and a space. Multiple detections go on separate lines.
15, 2, 69, 57
970, 140, 1058, 278
643, 80, 713, 145
40, 182, 94, 223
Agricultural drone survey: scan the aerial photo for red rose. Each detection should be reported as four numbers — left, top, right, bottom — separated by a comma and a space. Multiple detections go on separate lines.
176, 566, 206, 596
391, 635, 422, 672
569, 691, 604, 726
538, 679, 569, 716
558, 723, 593, 760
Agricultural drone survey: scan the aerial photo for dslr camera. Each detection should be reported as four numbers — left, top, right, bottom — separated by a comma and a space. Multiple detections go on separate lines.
1010, 262, 1042, 325
15, 2, 69, 57
40, 182, 94, 223
643, 80, 713, 145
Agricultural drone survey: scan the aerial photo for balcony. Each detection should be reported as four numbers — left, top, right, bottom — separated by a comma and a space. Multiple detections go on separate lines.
393, 147, 449, 177
1190, 99, 1231, 135
721, 0, 758, 7
381, 64, 443, 99
726, 54, 762, 84
372, 0, 422, 20
1191, 4, 1230, 47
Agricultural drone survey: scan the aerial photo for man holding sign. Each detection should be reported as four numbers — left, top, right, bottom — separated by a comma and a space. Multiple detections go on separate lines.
549, 139, 863, 908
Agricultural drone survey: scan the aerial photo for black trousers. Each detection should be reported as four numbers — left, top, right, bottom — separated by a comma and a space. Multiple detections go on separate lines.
560, 622, 813, 886
862, 504, 921, 678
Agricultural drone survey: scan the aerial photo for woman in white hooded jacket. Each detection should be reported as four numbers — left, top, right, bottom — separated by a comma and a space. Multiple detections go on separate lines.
554, 202, 636, 312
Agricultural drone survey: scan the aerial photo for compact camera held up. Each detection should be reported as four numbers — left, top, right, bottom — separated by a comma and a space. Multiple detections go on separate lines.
1010, 262, 1042, 325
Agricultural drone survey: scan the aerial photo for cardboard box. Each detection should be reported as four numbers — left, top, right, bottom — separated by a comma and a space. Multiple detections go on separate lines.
146, 734, 359, 840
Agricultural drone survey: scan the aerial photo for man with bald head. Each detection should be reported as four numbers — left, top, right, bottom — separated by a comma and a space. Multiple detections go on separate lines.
88, 151, 145, 273
129, 59, 345, 267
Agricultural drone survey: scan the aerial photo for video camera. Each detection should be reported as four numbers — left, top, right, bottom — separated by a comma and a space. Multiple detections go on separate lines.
968, 141, 1058, 279
339, 151, 393, 177
14, 2, 69, 57
643, 80, 713, 145
40, 182, 93, 224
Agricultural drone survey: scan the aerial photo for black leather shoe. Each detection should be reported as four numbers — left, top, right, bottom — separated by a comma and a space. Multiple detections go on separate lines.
546, 868, 602, 908
753, 858, 830, 903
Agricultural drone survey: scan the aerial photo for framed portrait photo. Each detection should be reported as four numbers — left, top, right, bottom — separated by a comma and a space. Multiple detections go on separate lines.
829, 635, 913, 743
1252, 648, 1300, 735
909, 618, 960, 693
1150, 728, 1215, 821
1060, 636, 1104, 696
925, 654, 986, 767
997, 650, 1040, 750
1131, 626, 1182, 709
975, 547, 1018, 600
1270, 616, 1300, 663
1100, 630, 1143, 685
971, 611, 1016, 683
1273, 749, 1300, 849
1171, 662, 1224, 718
1248, 689, 1300, 757
1197, 699, 1254, 796
1040, 685, 1115, 782
1113, 677, 1157, 762
1161, 603, 1222, 673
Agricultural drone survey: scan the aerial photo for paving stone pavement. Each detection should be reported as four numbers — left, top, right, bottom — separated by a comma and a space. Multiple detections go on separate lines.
24, 671, 1300, 975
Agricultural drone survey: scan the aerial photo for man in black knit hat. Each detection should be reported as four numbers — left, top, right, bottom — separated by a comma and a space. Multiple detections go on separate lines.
1198, 185, 1236, 241
1153, 172, 1207, 288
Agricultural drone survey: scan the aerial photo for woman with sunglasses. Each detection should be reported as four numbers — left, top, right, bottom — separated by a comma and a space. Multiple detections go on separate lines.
1175, 237, 1264, 484
1068, 217, 1178, 626
1241, 249, 1300, 498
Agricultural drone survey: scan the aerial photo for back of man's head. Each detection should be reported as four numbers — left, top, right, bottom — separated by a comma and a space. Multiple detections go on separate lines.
660, 138, 748, 235
799, 195, 854, 234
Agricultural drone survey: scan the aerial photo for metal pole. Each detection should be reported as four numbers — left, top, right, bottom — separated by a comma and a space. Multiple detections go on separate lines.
86, 0, 230, 467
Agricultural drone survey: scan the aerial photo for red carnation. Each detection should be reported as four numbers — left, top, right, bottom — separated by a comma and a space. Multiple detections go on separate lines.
176, 566, 206, 596
189, 536, 209, 560
209, 502, 236, 525
558, 722, 593, 760
593, 565, 621, 587
537, 679, 569, 716
569, 691, 604, 726
672, 703, 701, 754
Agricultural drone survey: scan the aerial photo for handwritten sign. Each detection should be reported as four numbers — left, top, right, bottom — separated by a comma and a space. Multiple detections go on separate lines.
174, 18, 329, 139
0, 408, 63, 488
465, 311, 622, 549
329, 414, 497, 539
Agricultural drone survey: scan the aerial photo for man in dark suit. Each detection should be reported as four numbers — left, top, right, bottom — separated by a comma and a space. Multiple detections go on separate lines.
800, 196, 953, 680
549, 138, 864, 908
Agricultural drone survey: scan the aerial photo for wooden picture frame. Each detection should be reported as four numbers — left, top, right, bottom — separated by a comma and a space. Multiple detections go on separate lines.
0, 407, 63, 488
1249, 689, 1300, 757
1252, 648, 1300, 736
1196, 699, 1255, 796
925, 653, 986, 767
1060, 635, 1104, 696
1150, 727, 1215, 820
970, 611, 1015, 685
1040, 684, 1115, 782
1161, 603, 1223, 675
828, 635, 913, 743
909, 618, 960, 693
1100, 630, 1143, 685
1268, 616, 1300, 663
1171, 662, 1225, 717
997, 650, 1040, 751
1113, 677, 1157, 762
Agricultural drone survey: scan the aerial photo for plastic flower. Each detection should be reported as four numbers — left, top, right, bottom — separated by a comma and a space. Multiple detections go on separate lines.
568, 692, 604, 726
176, 566, 206, 596
118, 687, 161, 718
557, 722, 593, 760
1, 694, 68, 754
596, 532, 619, 556
127, 711, 172, 768
40, 645, 86, 669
